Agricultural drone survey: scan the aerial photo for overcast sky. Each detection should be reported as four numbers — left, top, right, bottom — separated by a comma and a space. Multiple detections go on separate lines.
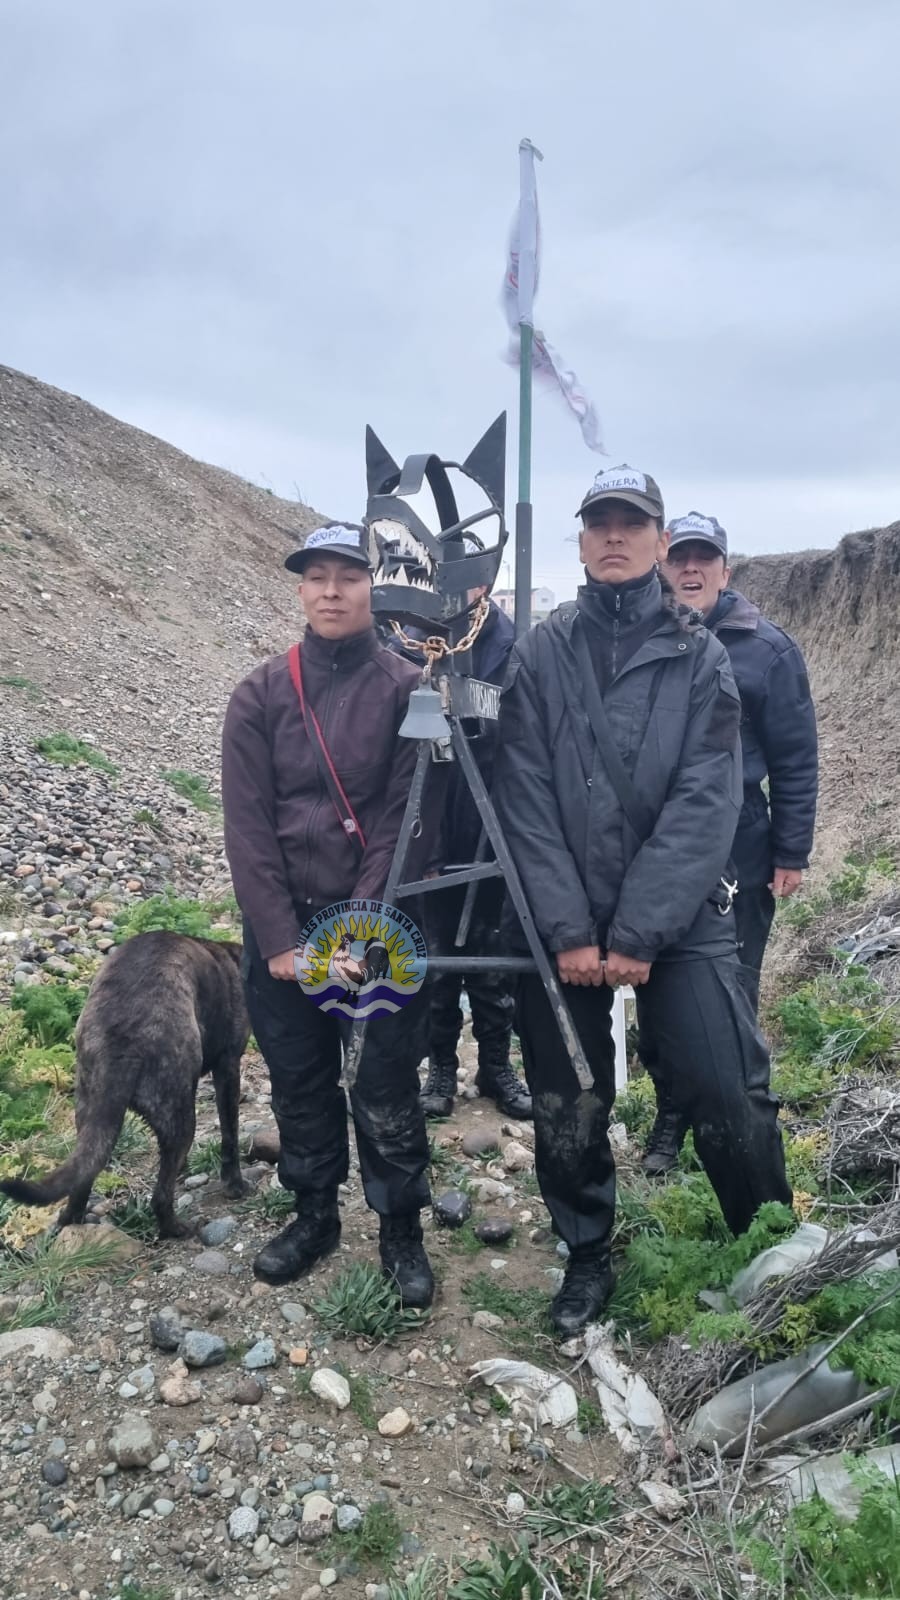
3, 0, 899, 601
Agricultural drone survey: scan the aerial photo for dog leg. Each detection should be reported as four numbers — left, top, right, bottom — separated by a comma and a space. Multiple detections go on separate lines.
148, 1098, 197, 1240
213, 1052, 248, 1198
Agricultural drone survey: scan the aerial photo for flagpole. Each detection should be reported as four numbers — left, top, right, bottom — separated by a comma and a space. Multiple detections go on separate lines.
514, 138, 542, 638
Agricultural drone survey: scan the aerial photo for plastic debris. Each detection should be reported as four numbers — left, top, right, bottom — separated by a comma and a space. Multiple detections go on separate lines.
688, 1343, 873, 1455
730, 1222, 898, 1306
783, 1445, 900, 1520
583, 1323, 666, 1454
468, 1358, 578, 1427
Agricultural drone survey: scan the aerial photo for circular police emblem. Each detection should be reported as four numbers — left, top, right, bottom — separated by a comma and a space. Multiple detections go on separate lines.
293, 899, 427, 1019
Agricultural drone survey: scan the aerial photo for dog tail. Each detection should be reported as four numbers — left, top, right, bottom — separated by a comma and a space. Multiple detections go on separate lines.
0, 1107, 127, 1210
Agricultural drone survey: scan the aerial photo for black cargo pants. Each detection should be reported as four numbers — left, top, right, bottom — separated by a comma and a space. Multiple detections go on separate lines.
426, 883, 515, 1073
241, 922, 431, 1217
515, 940, 791, 1248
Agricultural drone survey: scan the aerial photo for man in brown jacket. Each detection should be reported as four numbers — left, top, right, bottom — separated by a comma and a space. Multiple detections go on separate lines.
221, 523, 435, 1305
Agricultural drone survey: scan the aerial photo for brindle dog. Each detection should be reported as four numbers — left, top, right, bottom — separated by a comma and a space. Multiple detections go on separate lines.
0, 931, 250, 1237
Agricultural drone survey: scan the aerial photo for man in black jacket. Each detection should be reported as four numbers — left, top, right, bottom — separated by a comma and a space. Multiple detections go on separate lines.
638, 511, 818, 1174
493, 467, 792, 1335
387, 581, 532, 1121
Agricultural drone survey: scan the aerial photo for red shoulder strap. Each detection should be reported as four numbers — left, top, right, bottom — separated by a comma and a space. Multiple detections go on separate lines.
286, 641, 367, 854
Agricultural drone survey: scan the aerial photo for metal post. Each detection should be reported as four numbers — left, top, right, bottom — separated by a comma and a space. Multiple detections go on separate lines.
514, 322, 534, 639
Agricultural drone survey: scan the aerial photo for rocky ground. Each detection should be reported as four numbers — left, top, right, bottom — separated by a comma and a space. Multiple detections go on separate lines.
0, 1051, 620, 1600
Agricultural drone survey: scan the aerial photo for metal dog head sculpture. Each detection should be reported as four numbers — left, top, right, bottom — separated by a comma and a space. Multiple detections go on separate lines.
364, 414, 508, 634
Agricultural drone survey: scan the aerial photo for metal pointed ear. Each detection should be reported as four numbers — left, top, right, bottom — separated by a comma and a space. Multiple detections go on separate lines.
365, 426, 401, 497
462, 413, 507, 514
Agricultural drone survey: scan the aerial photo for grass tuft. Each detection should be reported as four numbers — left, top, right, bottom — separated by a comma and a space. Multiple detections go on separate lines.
314, 1262, 426, 1340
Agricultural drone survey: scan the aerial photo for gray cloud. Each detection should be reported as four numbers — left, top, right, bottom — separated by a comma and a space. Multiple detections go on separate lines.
2, 0, 899, 602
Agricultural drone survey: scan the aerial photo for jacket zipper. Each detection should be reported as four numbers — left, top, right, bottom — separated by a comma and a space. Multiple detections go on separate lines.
612, 591, 621, 680
301, 664, 338, 905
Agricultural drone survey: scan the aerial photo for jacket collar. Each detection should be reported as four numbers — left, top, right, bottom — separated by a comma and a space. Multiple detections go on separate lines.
707, 588, 760, 634
301, 625, 380, 674
576, 567, 662, 627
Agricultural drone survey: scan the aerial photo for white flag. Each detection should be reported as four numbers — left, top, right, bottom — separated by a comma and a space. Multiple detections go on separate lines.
502, 141, 605, 455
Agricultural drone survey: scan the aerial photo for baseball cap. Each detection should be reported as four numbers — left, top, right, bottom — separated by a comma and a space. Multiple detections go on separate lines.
577, 465, 665, 522
666, 512, 728, 559
284, 523, 373, 574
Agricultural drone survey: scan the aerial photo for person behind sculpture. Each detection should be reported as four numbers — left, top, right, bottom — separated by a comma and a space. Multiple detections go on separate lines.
637, 511, 818, 1176
492, 466, 793, 1336
221, 523, 438, 1307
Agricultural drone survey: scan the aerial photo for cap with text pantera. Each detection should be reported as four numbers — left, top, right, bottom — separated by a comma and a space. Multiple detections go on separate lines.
577, 465, 665, 523
666, 511, 728, 559
284, 523, 373, 574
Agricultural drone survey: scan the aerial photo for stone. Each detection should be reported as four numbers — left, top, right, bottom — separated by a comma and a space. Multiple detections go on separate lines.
41, 1459, 68, 1487
319, 1569, 338, 1588
149, 1307, 185, 1352
400, 1533, 423, 1556
249, 1126, 281, 1163
462, 1128, 501, 1157
301, 1493, 335, 1536
474, 1217, 514, 1245
335, 1503, 362, 1532
506, 1491, 526, 1519
432, 1189, 472, 1229
227, 1375, 265, 1405
289, 1347, 308, 1366
228, 1505, 260, 1543
154, 1497, 176, 1516
279, 1300, 308, 1325
108, 1417, 158, 1469
199, 1216, 237, 1247
32, 1389, 57, 1417
184, 1172, 209, 1189
179, 1330, 227, 1368
149, 1453, 171, 1473
269, 1517, 298, 1547
125, 1363, 155, 1395
470, 1458, 492, 1480
472, 1309, 505, 1331
192, 1249, 229, 1274
122, 1488, 156, 1517
377, 1407, 413, 1438
310, 1368, 351, 1410
50, 1222, 140, 1263
159, 1374, 203, 1406
500, 1139, 534, 1172
470, 1177, 512, 1203
243, 1337, 277, 1370
0, 1328, 74, 1363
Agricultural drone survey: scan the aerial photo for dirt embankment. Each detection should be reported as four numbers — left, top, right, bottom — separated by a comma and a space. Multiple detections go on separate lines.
732, 524, 900, 875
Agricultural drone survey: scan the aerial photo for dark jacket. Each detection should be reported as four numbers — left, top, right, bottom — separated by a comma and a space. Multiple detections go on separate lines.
707, 589, 818, 886
221, 627, 430, 961
493, 576, 743, 963
387, 600, 516, 867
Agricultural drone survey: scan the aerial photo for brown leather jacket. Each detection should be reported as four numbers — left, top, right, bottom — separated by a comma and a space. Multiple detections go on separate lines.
222, 626, 432, 960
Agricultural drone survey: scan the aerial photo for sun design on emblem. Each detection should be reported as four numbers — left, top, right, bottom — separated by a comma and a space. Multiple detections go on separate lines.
297, 913, 419, 991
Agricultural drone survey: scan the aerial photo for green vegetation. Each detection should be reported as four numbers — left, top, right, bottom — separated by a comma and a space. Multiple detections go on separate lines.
330, 1502, 403, 1570
113, 889, 236, 944
186, 1137, 222, 1176
161, 768, 219, 813
460, 1273, 554, 1353
313, 1262, 426, 1340
771, 963, 899, 1108
750, 1467, 900, 1595
0, 1231, 127, 1333
779, 847, 897, 931
34, 732, 118, 773
0, 674, 39, 695
133, 807, 164, 834
11, 981, 87, 1046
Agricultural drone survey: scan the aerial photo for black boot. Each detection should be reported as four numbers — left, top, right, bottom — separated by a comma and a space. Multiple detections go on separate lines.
379, 1214, 435, 1309
475, 1062, 533, 1120
420, 1058, 457, 1119
641, 1100, 688, 1178
550, 1244, 615, 1337
252, 1197, 341, 1284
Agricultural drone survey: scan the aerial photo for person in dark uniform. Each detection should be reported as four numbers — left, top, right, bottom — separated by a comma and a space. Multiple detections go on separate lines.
637, 510, 818, 1175
492, 468, 792, 1336
385, 565, 531, 1122
221, 523, 437, 1306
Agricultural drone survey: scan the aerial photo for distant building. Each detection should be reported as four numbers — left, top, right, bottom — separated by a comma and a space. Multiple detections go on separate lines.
492, 586, 556, 625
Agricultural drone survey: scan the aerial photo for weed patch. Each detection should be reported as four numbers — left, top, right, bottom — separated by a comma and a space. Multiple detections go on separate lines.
35, 733, 118, 774
161, 769, 218, 813
314, 1263, 426, 1340
330, 1501, 403, 1570
113, 890, 235, 944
